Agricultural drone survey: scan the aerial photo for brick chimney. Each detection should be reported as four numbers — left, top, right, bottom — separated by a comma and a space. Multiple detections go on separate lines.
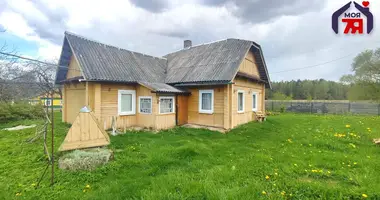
184, 40, 192, 48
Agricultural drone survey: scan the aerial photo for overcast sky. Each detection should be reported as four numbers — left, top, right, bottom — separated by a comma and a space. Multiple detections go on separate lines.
0, 0, 379, 81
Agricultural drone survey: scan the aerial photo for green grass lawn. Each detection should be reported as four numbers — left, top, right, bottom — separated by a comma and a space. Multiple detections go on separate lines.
1, 113, 380, 199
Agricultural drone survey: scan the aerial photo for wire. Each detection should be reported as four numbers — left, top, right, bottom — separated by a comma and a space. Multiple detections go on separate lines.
0, 51, 82, 72
269, 53, 354, 74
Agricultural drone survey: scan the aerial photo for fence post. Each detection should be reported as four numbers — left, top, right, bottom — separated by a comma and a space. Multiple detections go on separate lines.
348, 102, 351, 113
310, 102, 313, 113
272, 101, 274, 111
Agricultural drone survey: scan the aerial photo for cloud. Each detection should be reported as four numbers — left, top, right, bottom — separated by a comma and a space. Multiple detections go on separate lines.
129, 0, 169, 13
200, 0, 328, 23
0, 0, 379, 82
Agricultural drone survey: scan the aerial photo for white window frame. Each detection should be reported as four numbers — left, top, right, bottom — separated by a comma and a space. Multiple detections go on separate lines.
118, 90, 136, 116
138, 96, 152, 114
199, 90, 214, 114
252, 92, 258, 112
159, 96, 175, 114
45, 99, 52, 106
237, 90, 245, 113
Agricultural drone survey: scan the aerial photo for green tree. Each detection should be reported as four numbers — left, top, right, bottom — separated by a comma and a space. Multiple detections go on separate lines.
340, 49, 380, 102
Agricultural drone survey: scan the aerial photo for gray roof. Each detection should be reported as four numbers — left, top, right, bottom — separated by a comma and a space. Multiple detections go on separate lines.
138, 81, 188, 94
55, 32, 271, 89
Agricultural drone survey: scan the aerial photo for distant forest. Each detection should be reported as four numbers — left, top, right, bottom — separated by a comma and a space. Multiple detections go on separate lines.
266, 79, 350, 100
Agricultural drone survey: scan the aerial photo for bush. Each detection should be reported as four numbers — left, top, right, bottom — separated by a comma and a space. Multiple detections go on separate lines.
0, 102, 44, 123
59, 148, 113, 171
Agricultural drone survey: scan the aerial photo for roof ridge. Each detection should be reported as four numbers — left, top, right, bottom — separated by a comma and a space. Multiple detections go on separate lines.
64, 31, 167, 60
164, 38, 229, 56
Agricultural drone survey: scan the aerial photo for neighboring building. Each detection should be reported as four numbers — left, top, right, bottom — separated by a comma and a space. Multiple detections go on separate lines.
55, 32, 271, 130
29, 93, 62, 108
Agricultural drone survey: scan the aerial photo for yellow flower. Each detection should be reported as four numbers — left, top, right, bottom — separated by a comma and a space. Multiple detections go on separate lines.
262, 191, 267, 195
281, 191, 286, 196
362, 194, 368, 198
83, 189, 86, 193
265, 175, 270, 180
31, 183, 36, 187
287, 139, 293, 143
85, 184, 91, 189
15, 193, 22, 196
274, 172, 278, 176
346, 125, 351, 128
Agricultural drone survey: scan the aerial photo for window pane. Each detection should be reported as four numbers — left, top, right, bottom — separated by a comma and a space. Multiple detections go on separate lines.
160, 98, 173, 113
140, 98, 151, 113
238, 93, 243, 111
121, 94, 132, 112
252, 94, 256, 109
201, 93, 212, 110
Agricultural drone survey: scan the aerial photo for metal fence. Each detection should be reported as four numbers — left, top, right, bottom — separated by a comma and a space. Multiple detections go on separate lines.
266, 100, 380, 115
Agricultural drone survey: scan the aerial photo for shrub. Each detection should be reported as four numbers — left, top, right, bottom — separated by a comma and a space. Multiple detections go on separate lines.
58, 148, 113, 171
0, 102, 44, 123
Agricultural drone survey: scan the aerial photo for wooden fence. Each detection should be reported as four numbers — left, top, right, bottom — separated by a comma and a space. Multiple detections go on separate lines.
266, 100, 380, 115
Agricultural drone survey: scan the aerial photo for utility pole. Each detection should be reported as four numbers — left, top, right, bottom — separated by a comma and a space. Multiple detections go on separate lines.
51, 91, 54, 186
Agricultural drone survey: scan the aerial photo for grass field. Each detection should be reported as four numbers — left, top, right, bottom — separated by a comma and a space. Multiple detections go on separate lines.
0, 113, 380, 199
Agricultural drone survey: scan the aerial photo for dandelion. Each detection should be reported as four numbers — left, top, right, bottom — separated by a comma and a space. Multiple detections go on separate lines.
265, 175, 270, 180
262, 191, 267, 195
85, 184, 91, 189
31, 183, 36, 187
281, 191, 286, 196
274, 172, 278, 176
362, 194, 368, 198
346, 125, 351, 128
287, 139, 293, 143
83, 189, 86, 193
15, 193, 22, 196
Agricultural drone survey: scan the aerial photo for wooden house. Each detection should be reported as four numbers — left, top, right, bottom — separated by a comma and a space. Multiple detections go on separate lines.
55, 32, 271, 130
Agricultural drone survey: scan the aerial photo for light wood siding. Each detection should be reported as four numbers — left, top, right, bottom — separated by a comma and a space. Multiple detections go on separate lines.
231, 77, 265, 128
155, 94, 176, 130
66, 56, 82, 79
238, 51, 260, 77
136, 85, 156, 129
100, 83, 137, 130
63, 82, 86, 123
155, 114, 176, 130
86, 82, 95, 110
187, 86, 225, 128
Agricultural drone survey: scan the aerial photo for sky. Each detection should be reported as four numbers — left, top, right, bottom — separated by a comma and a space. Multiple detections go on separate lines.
0, 0, 379, 82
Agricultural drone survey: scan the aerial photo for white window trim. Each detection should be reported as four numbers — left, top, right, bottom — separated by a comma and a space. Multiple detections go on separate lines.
118, 90, 136, 116
237, 90, 245, 113
199, 89, 214, 114
252, 92, 258, 112
159, 96, 175, 114
45, 99, 52, 106
138, 96, 152, 114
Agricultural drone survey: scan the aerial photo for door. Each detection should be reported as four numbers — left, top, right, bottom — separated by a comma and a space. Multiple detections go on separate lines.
176, 95, 188, 125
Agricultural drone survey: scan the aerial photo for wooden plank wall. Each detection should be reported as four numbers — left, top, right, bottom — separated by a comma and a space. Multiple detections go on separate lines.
66, 56, 82, 78
238, 51, 260, 77
155, 94, 176, 130
136, 85, 156, 129
64, 82, 86, 123
231, 77, 265, 128
100, 83, 137, 130
187, 86, 225, 128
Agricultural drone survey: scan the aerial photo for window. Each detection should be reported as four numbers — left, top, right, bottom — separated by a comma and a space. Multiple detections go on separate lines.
237, 90, 244, 113
199, 90, 214, 114
139, 96, 152, 114
252, 92, 258, 111
118, 90, 136, 115
45, 99, 52, 107
159, 96, 175, 114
